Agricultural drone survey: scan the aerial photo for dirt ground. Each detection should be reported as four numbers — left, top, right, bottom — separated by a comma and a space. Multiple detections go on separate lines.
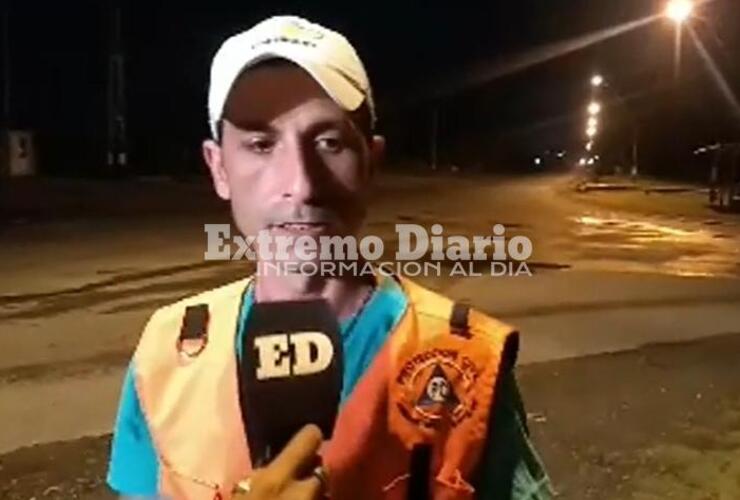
522, 331, 740, 499
2, 330, 740, 499
2, 172, 739, 498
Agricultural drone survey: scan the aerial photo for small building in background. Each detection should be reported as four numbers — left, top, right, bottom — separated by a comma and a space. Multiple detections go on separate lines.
1, 129, 36, 177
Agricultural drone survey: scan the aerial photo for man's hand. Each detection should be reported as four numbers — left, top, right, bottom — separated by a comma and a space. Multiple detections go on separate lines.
234, 424, 326, 500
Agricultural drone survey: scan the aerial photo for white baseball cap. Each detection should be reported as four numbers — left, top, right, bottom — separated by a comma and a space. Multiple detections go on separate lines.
207, 15, 376, 139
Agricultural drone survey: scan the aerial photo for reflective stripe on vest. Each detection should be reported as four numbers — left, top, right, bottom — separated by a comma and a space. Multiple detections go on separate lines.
132, 274, 517, 500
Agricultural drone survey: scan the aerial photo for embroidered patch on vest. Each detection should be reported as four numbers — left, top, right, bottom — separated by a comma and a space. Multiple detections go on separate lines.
395, 348, 480, 428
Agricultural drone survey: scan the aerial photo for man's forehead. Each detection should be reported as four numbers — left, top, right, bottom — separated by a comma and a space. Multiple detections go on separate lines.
223, 62, 346, 129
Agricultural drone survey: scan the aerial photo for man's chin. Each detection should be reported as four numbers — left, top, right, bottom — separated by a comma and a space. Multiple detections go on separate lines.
258, 258, 338, 280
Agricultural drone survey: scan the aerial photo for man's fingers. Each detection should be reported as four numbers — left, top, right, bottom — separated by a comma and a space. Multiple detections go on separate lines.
283, 475, 323, 500
270, 424, 323, 477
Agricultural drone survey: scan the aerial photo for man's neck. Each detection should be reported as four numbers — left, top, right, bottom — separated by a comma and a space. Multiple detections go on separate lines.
253, 265, 375, 322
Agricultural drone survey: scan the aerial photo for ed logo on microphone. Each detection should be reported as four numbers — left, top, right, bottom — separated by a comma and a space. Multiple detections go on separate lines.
255, 332, 334, 380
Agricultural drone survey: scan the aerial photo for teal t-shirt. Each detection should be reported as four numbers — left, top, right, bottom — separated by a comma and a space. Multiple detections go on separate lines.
107, 278, 552, 498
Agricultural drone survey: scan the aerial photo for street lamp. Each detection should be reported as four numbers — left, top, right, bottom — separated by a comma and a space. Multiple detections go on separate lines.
666, 0, 693, 24
588, 101, 602, 115
591, 74, 604, 87
666, 0, 694, 79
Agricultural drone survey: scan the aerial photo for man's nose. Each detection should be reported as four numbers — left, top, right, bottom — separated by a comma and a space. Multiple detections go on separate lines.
281, 142, 321, 202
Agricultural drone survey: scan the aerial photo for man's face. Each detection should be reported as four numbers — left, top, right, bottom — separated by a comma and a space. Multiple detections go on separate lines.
203, 63, 383, 262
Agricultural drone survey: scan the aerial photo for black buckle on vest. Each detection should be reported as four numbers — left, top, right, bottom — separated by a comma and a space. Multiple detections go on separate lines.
177, 304, 210, 358
449, 302, 472, 338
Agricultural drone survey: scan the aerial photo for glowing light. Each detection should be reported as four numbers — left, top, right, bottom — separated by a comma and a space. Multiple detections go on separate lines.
588, 101, 602, 115
666, 0, 693, 24
579, 158, 587, 166
586, 126, 597, 138
588, 117, 598, 128
586, 142, 593, 151
534, 157, 542, 165
591, 75, 604, 87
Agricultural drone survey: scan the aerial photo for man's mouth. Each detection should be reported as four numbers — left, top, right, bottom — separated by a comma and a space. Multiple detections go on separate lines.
271, 222, 331, 233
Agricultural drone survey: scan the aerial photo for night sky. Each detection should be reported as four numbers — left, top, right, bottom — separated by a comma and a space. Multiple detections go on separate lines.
3, 0, 739, 177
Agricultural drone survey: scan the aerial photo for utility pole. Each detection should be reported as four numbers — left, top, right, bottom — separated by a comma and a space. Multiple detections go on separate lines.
430, 105, 439, 171
674, 23, 683, 80
107, 2, 127, 173
2, 2, 10, 128
631, 125, 639, 178
1, 2, 10, 180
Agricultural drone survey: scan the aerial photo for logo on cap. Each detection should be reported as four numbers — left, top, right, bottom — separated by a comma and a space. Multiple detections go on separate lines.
280, 21, 325, 41
251, 20, 325, 51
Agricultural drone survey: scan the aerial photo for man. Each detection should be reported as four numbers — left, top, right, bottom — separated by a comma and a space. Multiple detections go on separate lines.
107, 15, 552, 500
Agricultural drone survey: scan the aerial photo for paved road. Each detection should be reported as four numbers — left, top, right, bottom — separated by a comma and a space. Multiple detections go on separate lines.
0, 171, 738, 456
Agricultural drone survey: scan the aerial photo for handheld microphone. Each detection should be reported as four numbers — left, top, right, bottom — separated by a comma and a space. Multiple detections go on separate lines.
238, 299, 343, 468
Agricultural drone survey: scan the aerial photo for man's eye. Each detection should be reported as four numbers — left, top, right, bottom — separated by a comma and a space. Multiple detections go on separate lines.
316, 136, 345, 154
244, 137, 275, 154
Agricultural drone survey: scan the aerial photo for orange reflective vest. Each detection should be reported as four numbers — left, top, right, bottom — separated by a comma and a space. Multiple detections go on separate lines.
131, 274, 518, 499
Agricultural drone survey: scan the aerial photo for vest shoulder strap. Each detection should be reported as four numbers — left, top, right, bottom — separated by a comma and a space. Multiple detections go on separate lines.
135, 277, 252, 364
397, 275, 517, 350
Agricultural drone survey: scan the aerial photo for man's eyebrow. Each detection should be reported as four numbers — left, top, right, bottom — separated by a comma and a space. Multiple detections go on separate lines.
227, 120, 277, 134
225, 118, 357, 136
306, 119, 353, 135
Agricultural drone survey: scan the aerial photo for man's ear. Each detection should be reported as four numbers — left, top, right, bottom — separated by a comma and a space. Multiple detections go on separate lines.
368, 135, 385, 180
202, 139, 231, 200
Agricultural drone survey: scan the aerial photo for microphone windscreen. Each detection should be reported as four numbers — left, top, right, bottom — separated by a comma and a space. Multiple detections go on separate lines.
239, 299, 343, 467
